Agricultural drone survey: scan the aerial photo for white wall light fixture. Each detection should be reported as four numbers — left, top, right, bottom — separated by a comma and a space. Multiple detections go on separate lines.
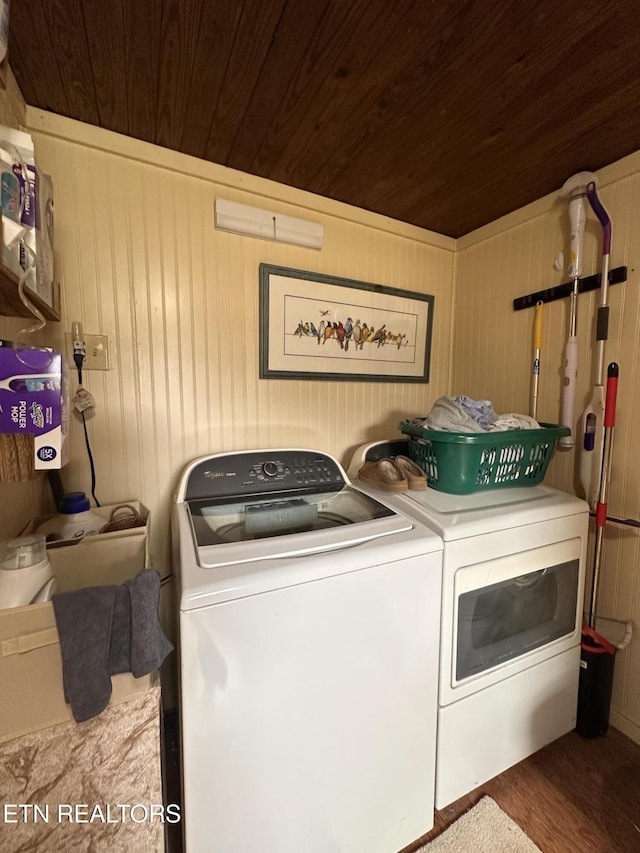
214, 199, 324, 250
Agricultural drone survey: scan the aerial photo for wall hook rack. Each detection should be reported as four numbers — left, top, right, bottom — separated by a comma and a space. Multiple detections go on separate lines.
513, 266, 627, 311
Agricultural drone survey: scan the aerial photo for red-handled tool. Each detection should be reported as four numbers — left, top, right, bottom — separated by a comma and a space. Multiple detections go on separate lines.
579, 181, 613, 508
588, 362, 619, 628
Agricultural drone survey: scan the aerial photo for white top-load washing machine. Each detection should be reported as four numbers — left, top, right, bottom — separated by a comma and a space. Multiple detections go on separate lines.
172, 449, 443, 853
349, 440, 589, 809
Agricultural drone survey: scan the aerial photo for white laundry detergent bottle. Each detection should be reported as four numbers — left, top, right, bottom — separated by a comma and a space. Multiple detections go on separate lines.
0, 534, 56, 610
36, 492, 103, 542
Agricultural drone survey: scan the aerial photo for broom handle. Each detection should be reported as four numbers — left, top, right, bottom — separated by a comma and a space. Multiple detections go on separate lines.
531, 301, 543, 419
588, 363, 619, 628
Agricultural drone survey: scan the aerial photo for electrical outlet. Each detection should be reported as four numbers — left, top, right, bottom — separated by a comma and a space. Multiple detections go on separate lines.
65, 332, 110, 370
84, 334, 110, 370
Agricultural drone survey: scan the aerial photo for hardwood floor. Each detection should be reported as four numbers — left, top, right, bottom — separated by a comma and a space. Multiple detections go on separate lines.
163, 714, 640, 852
401, 727, 640, 853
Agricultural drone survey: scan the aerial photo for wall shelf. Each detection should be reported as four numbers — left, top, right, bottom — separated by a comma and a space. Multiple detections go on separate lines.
0, 264, 60, 321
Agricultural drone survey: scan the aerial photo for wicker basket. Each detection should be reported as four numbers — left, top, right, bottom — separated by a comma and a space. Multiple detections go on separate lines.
399, 419, 570, 494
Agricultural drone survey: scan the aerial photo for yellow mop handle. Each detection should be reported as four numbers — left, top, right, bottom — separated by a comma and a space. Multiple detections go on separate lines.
531, 301, 543, 419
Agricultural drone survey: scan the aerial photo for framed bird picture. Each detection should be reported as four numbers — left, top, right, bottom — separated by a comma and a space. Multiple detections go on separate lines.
259, 264, 434, 382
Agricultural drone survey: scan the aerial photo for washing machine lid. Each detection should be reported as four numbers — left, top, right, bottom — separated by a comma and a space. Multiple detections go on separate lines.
400, 484, 588, 540
188, 484, 413, 568
175, 449, 419, 570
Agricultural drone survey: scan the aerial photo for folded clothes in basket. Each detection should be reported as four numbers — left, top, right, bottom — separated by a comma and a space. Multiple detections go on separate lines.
422, 396, 540, 433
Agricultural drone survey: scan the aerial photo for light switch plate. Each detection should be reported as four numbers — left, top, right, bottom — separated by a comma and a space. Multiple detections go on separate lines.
84, 334, 110, 370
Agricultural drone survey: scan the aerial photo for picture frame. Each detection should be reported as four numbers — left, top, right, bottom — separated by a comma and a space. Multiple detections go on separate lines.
259, 264, 434, 382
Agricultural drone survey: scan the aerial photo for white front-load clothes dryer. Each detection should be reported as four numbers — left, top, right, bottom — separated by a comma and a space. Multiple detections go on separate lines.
349, 439, 589, 809
172, 449, 443, 853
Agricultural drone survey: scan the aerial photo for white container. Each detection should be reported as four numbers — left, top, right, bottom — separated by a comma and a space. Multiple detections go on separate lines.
0, 534, 56, 609
36, 492, 104, 542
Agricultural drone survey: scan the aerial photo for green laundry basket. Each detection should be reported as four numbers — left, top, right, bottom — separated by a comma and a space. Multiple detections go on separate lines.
399, 419, 570, 495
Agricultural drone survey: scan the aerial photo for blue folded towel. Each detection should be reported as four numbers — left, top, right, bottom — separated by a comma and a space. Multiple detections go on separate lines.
52, 570, 173, 722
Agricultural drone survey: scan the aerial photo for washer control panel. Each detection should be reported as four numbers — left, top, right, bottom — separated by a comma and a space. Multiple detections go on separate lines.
184, 450, 346, 500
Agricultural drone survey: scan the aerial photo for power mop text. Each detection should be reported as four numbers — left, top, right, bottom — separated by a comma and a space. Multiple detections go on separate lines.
10, 401, 27, 429
1, 803, 181, 824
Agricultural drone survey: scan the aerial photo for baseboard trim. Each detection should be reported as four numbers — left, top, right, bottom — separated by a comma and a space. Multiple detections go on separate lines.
610, 710, 640, 746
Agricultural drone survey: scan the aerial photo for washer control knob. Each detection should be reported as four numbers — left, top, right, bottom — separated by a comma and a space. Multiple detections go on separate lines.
262, 461, 279, 478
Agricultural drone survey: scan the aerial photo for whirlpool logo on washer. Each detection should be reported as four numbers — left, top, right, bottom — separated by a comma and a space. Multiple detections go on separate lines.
203, 470, 236, 478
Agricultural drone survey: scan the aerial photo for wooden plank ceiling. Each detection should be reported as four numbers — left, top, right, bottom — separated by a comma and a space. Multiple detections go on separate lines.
8, 0, 640, 237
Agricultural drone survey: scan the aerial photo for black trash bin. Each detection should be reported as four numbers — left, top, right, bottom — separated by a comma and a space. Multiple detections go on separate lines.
576, 625, 616, 738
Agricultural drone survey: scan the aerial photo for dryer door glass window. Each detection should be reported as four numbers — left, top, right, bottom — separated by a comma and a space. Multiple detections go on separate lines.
456, 559, 579, 681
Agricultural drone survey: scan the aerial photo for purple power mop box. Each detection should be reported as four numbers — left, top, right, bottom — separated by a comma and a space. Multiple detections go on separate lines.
0, 345, 69, 469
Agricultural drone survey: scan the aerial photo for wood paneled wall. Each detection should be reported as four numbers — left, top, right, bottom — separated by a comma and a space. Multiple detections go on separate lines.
19, 109, 455, 574
455, 153, 640, 743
